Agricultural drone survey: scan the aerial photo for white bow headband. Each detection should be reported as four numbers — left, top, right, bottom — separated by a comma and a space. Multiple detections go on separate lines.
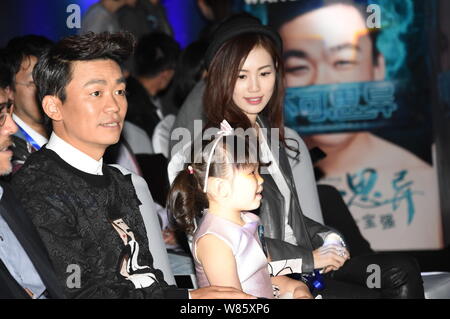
202, 120, 234, 193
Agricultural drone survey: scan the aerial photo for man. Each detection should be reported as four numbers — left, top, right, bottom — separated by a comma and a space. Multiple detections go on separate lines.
268, 1, 431, 177
268, 0, 442, 251
120, 32, 180, 207
116, 0, 173, 40
126, 31, 180, 142
4, 35, 53, 172
11, 32, 250, 299
0, 49, 63, 299
80, 0, 126, 34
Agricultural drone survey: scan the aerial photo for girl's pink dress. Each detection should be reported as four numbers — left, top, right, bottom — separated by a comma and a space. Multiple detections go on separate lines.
192, 212, 274, 299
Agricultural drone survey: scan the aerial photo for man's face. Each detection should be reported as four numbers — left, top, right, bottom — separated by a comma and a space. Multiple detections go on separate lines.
280, 4, 385, 87
0, 89, 18, 175
13, 55, 43, 124
279, 4, 385, 150
54, 59, 127, 159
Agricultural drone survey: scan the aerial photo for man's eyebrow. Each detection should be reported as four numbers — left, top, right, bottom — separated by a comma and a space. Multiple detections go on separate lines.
83, 77, 125, 87
328, 43, 361, 53
240, 65, 273, 72
83, 79, 107, 87
283, 50, 309, 60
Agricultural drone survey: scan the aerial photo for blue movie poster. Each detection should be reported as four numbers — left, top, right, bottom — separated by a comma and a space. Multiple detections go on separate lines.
246, 0, 443, 250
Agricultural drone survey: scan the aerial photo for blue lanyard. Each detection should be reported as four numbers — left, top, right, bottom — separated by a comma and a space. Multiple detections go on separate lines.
17, 125, 41, 151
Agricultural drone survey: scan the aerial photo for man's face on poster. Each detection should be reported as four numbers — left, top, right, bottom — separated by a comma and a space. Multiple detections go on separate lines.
278, 3, 386, 149
279, 3, 385, 87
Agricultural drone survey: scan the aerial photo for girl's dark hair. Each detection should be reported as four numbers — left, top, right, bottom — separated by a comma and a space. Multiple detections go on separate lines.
203, 32, 298, 156
167, 132, 259, 235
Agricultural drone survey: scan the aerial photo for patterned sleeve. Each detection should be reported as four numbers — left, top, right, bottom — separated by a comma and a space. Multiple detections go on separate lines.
12, 168, 180, 299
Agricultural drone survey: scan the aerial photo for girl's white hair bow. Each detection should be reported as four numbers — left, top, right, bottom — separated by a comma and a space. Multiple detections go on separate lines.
203, 120, 234, 192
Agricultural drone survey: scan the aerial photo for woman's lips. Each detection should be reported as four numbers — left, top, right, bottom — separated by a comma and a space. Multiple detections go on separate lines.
244, 96, 263, 105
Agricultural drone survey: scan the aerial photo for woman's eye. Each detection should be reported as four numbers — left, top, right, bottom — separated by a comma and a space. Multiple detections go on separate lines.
261, 71, 272, 77
238, 74, 246, 80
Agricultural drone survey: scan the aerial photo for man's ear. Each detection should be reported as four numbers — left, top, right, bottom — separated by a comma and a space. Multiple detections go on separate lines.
374, 54, 386, 81
42, 95, 63, 121
160, 69, 174, 87
4, 86, 13, 100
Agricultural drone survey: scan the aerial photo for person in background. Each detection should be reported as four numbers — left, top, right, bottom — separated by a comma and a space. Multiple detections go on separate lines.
125, 32, 180, 140
161, 40, 208, 113
117, 0, 154, 41
4, 35, 53, 173
138, 0, 173, 36
0, 49, 63, 299
80, 0, 126, 34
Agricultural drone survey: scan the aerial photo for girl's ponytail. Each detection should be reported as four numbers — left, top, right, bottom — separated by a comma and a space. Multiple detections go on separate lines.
166, 165, 208, 235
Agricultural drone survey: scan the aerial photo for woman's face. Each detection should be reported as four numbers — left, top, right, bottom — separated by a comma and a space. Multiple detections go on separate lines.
232, 46, 276, 124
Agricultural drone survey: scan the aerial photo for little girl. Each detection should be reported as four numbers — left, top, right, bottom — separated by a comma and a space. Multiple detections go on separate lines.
167, 121, 312, 299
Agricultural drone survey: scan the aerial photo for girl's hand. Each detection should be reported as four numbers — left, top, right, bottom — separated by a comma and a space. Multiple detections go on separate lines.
293, 282, 313, 299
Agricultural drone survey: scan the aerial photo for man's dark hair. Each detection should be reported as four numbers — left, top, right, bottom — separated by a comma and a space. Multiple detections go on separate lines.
0, 48, 12, 89
133, 32, 180, 78
33, 32, 134, 104
204, 0, 233, 21
5, 35, 54, 89
267, 0, 381, 65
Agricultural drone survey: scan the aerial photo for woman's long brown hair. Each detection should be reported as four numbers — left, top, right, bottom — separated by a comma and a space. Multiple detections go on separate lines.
203, 32, 296, 154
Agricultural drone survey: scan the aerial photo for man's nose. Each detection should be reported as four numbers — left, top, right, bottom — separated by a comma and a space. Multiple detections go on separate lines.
105, 92, 121, 113
2, 114, 18, 135
313, 64, 335, 85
